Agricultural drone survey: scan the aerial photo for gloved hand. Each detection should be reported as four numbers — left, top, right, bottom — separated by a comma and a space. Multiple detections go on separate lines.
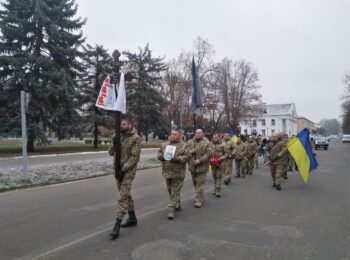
158, 154, 166, 161
115, 170, 124, 181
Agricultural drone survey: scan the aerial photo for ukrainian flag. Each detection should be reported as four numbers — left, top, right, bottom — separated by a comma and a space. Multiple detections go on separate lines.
229, 131, 238, 143
287, 128, 318, 183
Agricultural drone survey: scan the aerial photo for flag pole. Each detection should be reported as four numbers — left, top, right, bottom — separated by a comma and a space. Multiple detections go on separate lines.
112, 51, 122, 179
193, 113, 196, 134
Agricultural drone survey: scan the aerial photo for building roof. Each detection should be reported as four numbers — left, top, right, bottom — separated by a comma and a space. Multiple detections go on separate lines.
297, 116, 314, 124
264, 103, 297, 116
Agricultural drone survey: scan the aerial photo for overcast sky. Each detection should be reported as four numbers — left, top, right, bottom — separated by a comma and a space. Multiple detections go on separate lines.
75, 0, 350, 123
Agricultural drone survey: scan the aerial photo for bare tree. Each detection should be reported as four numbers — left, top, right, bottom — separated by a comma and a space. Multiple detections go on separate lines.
162, 36, 216, 132
219, 59, 263, 131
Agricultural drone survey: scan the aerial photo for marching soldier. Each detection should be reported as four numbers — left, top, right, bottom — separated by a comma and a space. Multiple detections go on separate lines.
246, 135, 258, 175
108, 118, 142, 240
234, 136, 248, 178
266, 133, 287, 191
254, 136, 261, 169
210, 133, 229, 197
222, 133, 235, 185
281, 134, 290, 179
157, 130, 191, 219
187, 129, 213, 208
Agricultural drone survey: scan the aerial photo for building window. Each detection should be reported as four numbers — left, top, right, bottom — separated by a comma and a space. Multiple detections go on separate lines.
262, 119, 265, 126
253, 120, 257, 127
271, 129, 275, 134
271, 119, 275, 126
262, 129, 266, 136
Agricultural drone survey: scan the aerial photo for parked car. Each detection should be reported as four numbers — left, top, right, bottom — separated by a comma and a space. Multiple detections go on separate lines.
314, 137, 329, 150
326, 135, 338, 141
342, 134, 350, 143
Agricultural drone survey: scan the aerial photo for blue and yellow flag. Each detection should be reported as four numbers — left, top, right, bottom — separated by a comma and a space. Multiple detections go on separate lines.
287, 128, 318, 183
229, 131, 238, 143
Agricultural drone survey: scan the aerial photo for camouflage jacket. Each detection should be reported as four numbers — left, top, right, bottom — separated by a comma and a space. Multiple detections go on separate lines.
108, 128, 142, 179
187, 138, 213, 173
211, 140, 229, 167
157, 140, 191, 179
234, 142, 248, 160
266, 140, 285, 165
212, 141, 229, 159
246, 140, 258, 158
280, 138, 290, 165
223, 140, 235, 159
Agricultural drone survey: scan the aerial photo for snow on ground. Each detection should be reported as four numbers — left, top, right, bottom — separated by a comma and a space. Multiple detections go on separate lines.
0, 157, 161, 192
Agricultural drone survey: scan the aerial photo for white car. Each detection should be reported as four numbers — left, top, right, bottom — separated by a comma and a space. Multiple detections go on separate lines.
342, 134, 350, 143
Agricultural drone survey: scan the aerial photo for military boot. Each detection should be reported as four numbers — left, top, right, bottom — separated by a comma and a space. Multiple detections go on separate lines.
275, 184, 281, 191
216, 190, 221, 197
121, 211, 137, 228
194, 200, 202, 208
168, 207, 175, 220
109, 218, 122, 240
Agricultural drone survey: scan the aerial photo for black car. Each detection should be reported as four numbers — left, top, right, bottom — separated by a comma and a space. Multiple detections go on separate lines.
314, 137, 329, 150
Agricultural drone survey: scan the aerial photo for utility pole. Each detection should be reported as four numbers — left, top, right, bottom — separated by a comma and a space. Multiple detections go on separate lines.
20, 90, 29, 176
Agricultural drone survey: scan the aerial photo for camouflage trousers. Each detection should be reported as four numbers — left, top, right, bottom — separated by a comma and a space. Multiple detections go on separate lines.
269, 164, 284, 185
116, 178, 135, 220
254, 153, 259, 168
223, 159, 233, 181
165, 178, 184, 209
211, 166, 223, 192
248, 155, 255, 173
235, 159, 245, 177
288, 155, 295, 169
190, 171, 207, 204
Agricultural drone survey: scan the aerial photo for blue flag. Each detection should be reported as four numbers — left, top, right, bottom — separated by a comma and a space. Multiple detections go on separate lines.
191, 56, 204, 115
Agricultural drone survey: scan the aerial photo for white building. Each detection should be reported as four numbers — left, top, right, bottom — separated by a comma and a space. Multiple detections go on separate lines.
239, 103, 298, 137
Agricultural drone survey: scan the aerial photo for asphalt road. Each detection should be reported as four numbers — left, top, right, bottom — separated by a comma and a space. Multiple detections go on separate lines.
0, 149, 158, 170
0, 141, 349, 260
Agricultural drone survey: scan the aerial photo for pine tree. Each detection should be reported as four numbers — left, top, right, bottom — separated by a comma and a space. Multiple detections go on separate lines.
81, 44, 114, 148
0, 0, 86, 151
123, 44, 169, 138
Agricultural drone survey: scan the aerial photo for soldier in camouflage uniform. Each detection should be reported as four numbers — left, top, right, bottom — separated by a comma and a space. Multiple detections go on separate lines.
157, 130, 191, 219
281, 134, 290, 179
187, 129, 213, 208
241, 140, 250, 176
266, 133, 288, 191
254, 136, 261, 169
234, 137, 248, 178
222, 133, 235, 185
108, 119, 142, 240
210, 133, 229, 197
246, 135, 258, 175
